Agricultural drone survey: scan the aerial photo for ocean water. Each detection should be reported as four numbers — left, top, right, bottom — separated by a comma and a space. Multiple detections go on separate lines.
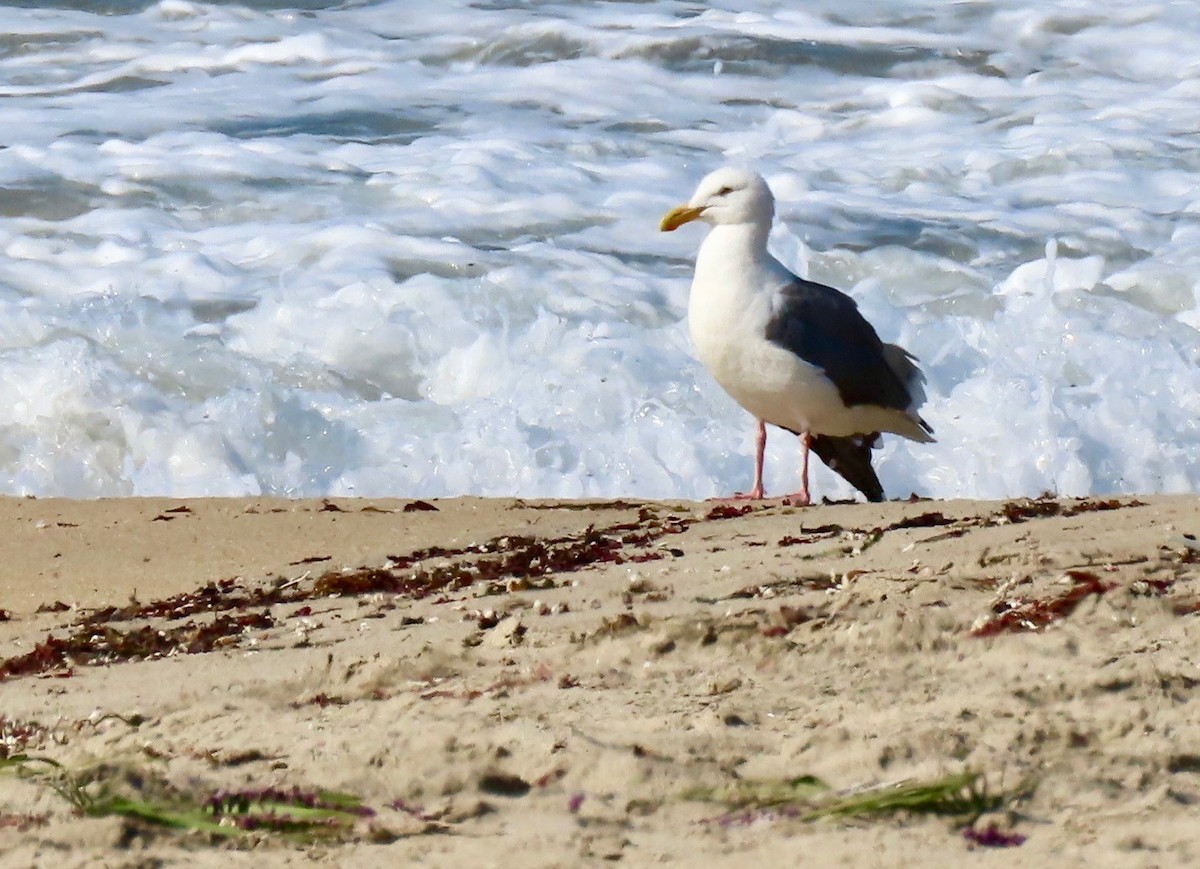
0, 0, 1197, 500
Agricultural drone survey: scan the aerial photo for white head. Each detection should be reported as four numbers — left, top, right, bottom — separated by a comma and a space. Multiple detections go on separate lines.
660, 167, 775, 232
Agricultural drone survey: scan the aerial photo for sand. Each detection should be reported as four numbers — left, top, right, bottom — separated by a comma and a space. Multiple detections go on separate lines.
0, 494, 1198, 867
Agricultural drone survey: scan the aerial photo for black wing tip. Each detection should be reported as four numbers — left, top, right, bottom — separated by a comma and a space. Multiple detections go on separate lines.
809, 434, 885, 503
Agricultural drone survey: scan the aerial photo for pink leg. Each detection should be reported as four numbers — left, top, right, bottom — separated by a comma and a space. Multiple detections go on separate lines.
788, 432, 812, 506
730, 419, 767, 500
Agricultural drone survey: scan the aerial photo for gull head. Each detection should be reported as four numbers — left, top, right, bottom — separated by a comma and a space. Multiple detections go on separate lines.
659, 167, 775, 232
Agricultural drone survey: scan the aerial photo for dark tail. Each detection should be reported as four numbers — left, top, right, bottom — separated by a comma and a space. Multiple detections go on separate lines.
809, 434, 884, 503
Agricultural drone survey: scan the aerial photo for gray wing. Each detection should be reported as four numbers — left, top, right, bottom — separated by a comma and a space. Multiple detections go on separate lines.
763, 278, 917, 414
882, 343, 927, 409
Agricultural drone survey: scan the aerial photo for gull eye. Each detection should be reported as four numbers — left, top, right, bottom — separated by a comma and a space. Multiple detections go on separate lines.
715, 185, 734, 196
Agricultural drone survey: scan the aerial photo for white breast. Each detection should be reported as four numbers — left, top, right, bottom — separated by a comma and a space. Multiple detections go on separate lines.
686, 226, 846, 435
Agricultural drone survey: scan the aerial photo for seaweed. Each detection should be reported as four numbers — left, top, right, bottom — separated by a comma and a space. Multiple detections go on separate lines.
970, 570, 1112, 637
884, 511, 953, 531
1, 756, 382, 842
998, 496, 1144, 525
1000, 498, 1064, 523
1, 509, 694, 682
82, 578, 291, 625
512, 499, 654, 512
1063, 497, 1145, 515
205, 786, 375, 829
705, 504, 754, 520
0, 612, 273, 681
689, 770, 1032, 827
315, 522, 676, 600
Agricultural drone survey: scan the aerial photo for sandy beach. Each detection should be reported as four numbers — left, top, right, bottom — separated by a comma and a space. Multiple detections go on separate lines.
1, 494, 1198, 866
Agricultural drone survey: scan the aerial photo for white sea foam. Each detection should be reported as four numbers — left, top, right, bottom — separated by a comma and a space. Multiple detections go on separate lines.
0, 0, 1197, 500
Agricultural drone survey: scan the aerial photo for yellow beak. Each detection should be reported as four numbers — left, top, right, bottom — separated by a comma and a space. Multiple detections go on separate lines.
659, 204, 706, 232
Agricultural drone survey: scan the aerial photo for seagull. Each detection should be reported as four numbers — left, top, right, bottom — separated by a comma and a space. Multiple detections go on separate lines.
659, 167, 934, 504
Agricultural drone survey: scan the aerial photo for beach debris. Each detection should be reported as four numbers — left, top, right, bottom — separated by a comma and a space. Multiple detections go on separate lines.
478, 772, 531, 798
290, 692, 351, 709
388, 797, 440, 822
1, 717, 51, 760
963, 823, 1027, 847
0, 811, 48, 831
289, 555, 332, 566
402, 500, 439, 512
767, 604, 813, 636
1167, 754, 1200, 774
